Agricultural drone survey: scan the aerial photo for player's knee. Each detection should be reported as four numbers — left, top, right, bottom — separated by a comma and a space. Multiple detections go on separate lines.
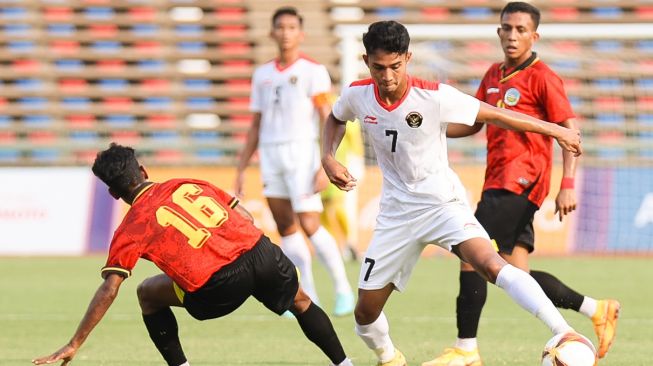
354, 304, 381, 325
136, 279, 155, 311
291, 289, 312, 314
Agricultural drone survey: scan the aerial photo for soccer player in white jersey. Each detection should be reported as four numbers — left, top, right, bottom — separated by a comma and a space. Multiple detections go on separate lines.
235, 6, 354, 317
321, 20, 588, 366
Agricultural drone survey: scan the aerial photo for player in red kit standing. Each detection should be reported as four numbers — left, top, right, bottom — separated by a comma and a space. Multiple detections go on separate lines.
424, 3, 619, 366
32, 143, 354, 366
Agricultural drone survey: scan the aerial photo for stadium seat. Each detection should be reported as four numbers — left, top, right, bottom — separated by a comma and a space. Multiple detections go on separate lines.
43, 7, 73, 21
89, 24, 118, 38
27, 131, 57, 144
184, 79, 212, 90
2, 24, 32, 36
595, 113, 626, 126
0, 149, 20, 162
461, 7, 492, 19
110, 131, 141, 144
18, 97, 47, 110
137, 59, 166, 72
176, 24, 203, 37
50, 40, 80, 54
592, 7, 623, 19
102, 97, 134, 111
54, 59, 84, 72
84, 7, 115, 20
24, 115, 54, 127
92, 41, 122, 53
30, 149, 60, 162
177, 41, 207, 53
375, 7, 405, 20
97, 59, 127, 72
144, 97, 173, 110
15, 78, 43, 91
99, 79, 128, 91
1, 7, 27, 19
47, 24, 76, 36
59, 79, 89, 92
140, 79, 170, 91
421, 7, 449, 21
131, 24, 159, 37
6, 40, 35, 53
549, 7, 579, 20
128, 7, 156, 21
186, 97, 215, 110
635, 6, 653, 20
62, 97, 92, 110
0, 131, 17, 143
0, 115, 11, 127
105, 114, 136, 127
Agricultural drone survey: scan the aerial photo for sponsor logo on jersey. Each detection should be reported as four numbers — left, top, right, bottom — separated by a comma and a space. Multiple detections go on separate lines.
517, 177, 531, 186
464, 222, 479, 230
487, 87, 500, 94
289, 75, 298, 85
405, 111, 423, 128
504, 87, 521, 106
364, 115, 378, 124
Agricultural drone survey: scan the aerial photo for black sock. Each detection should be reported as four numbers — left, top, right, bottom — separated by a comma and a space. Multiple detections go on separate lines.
295, 302, 347, 365
530, 270, 585, 311
142, 308, 187, 366
456, 271, 487, 339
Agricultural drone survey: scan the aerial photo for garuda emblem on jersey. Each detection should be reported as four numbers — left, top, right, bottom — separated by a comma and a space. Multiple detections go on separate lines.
405, 111, 423, 128
289, 75, 298, 85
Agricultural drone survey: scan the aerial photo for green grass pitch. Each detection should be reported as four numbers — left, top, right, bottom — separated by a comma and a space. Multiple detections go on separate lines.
1, 255, 651, 365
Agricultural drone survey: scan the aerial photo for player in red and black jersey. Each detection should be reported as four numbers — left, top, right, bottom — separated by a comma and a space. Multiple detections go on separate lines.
33, 143, 354, 366
425, 3, 619, 365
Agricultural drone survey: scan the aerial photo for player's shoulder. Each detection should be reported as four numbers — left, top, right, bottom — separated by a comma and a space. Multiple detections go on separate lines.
348, 78, 374, 88
298, 53, 324, 66
529, 59, 564, 82
410, 77, 440, 91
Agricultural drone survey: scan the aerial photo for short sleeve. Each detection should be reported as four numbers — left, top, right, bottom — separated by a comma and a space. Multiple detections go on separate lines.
310, 64, 332, 97
536, 72, 575, 123
439, 83, 481, 126
249, 67, 263, 113
332, 86, 356, 122
101, 231, 140, 279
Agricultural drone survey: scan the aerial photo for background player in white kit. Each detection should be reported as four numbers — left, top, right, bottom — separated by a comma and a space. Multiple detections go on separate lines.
321, 20, 587, 366
235, 6, 354, 316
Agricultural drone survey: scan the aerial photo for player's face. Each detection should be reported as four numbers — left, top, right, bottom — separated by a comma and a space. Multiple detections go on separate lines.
497, 11, 539, 67
270, 14, 304, 51
363, 50, 411, 95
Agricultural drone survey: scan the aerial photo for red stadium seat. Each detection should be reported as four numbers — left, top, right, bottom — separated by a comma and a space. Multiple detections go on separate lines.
27, 131, 57, 144
129, 7, 156, 21
140, 79, 171, 91
102, 97, 134, 111
421, 7, 450, 21
12, 59, 41, 72
147, 114, 176, 127
218, 42, 251, 56
0, 131, 17, 143
215, 25, 247, 38
155, 150, 184, 163
44, 7, 73, 21
66, 114, 96, 127
59, 79, 89, 92
550, 7, 579, 20
593, 97, 624, 111
89, 24, 118, 38
226, 79, 250, 92
96, 60, 127, 72
213, 7, 246, 21
50, 40, 80, 54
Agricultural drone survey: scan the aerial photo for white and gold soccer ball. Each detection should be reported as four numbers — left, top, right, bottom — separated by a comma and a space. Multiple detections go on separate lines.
541, 332, 597, 366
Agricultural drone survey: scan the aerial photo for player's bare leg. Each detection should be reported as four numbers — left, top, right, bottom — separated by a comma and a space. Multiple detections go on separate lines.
268, 198, 319, 302
355, 285, 406, 366
137, 274, 188, 366
289, 287, 353, 366
299, 210, 354, 316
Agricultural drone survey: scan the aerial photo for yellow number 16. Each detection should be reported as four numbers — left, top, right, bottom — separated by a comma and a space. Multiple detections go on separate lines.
155, 184, 228, 248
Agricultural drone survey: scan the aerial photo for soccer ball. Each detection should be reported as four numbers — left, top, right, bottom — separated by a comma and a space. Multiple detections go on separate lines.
541, 332, 597, 366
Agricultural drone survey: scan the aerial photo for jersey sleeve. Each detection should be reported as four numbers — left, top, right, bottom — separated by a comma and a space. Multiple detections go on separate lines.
204, 181, 239, 209
475, 70, 489, 100
332, 86, 356, 122
439, 83, 481, 126
536, 71, 575, 123
249, 67, 263, 113
101, 230, 140, 279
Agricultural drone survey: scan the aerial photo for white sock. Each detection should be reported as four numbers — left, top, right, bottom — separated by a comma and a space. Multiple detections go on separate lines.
178, 362, 190, 366
309, 226, 352, 295
332, 358, 354, 366
281, 232, 319, 303
495, 264, 572, 335
355, 312, 395, 363
454, 338, 478, 352
579, 296, 598, 318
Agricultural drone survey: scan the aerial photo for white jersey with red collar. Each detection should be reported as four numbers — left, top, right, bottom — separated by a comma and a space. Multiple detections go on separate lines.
250, 55, 331, 145
332, 76, 481, 218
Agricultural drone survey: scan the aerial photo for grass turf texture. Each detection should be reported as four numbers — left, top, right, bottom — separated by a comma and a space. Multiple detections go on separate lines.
1, 256, 650, 365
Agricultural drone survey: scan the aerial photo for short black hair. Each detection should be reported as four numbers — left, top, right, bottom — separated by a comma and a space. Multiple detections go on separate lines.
92, 143, 143, 198
272, 6, 303, 27
362, 21, 410, 55
501, 2, 541, 30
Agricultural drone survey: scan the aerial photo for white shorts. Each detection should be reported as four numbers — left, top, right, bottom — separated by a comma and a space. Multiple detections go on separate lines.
259, 140, 323, 213
359, 200, 490, 292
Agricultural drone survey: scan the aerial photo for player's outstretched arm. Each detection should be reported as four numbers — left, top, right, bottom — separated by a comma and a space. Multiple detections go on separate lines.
32, 274, 125, 365
476, 102, 582, 156
321, 113, 357, 191
446, 122, 484, 138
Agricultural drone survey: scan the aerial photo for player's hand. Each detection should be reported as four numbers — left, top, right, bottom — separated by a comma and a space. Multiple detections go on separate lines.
32, 344, 77, 365
313, 167, 329, 193
234, 171, 245, 198
555, 188, 577, 221
555, 126, 582, 157
322, 156, 357, 191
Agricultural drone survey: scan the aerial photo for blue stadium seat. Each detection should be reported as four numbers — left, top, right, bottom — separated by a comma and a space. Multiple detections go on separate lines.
105, 115, 136, 127
550, 59, 581, 72
424, 40, 453, 52
177, 41, 207, 53
23, 115, 53, 126
594, 78, 623, 90
183, 79, 211, 90
98, 79, 128, 91
15, 78, 43, 90
62, 97, 91, 110
92, 41, 122, 53
191, 130, 220, 140
131, 24, 159, 37
0, 149, 20, 162
54, 59, 84, 71
567, 95, 582, 110
31, 149, 60, 162
0, 115, 12, 127
636, 40, 653, 53
592, 7, 623, 19
2, 24, 31, 36
593, 40, 623, 52
186, 97, 215, 109
596, 113, 625, 125
150, 130, 180, 141
69, 131, 99, 141
0, 7, 27, 19
636, 78, 653, 90
18, 97, 47, 110
175, 24, 203, 36
84, 7, 115, 20
7, 40, 35, 53
137, 59, 165, 72
462, 7, 492, 19
143, 97, 172, 109
194, 149, 224, 161
47, 24, 75, 36
375, 7, 405, 20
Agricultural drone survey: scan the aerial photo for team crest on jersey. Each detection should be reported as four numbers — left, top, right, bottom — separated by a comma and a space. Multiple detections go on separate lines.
289, 75, 298, 85
504, 88, 521, 106
405, 111, 423, 128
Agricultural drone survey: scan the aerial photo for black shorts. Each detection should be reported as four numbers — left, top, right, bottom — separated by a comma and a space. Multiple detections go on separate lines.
182, 236, 298, 320
474, 189, 539, 254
